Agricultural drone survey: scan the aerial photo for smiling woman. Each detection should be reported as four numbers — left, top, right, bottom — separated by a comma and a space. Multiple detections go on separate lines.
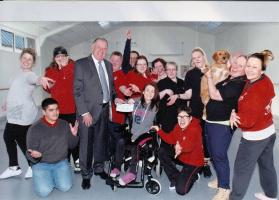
0, 48, 54, 180
154, 105, 204, 195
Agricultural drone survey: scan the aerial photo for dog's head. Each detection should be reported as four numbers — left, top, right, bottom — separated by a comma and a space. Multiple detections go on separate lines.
212, 50, 230, 64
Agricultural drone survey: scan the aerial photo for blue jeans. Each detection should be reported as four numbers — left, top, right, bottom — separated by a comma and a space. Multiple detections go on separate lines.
32, 159, 73, 197
205, 122, 233, 189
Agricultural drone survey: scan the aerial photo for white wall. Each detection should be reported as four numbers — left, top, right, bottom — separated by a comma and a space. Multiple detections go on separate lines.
70, 25, 216, 78
215, 23, 279, 117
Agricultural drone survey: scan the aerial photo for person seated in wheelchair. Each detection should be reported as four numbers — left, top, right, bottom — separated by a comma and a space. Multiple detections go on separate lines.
111, 83, 159, 185
152, 106, 204, 195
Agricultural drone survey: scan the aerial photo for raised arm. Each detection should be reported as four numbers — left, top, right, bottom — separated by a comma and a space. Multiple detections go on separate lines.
122, 30, 132, 74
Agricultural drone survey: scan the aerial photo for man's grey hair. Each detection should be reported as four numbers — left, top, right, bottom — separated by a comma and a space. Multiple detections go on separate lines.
92, 38, 108, 46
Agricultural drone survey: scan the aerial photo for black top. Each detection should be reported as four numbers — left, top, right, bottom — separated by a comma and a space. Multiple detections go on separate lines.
122, 38, 132, 74
184, 67, 204, 119
157, 77, 186, 133
206, 75, 246, 121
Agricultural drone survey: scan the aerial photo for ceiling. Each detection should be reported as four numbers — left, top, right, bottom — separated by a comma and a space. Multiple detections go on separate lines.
39, 21, 240, 47
0, 21, 241, 48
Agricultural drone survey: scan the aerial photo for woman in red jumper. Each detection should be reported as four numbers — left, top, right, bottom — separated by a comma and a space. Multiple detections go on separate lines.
152, 106, 204, 195
108, 51, 131, 178
229, 51, 277, 200
44, 46, 80, 173
123, 55, 153, 99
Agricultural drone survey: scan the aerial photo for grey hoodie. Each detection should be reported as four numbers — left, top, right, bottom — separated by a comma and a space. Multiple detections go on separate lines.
131, 99, 157, 141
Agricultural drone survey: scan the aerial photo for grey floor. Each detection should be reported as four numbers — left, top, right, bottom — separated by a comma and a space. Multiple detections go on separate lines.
0, 117, 278, 200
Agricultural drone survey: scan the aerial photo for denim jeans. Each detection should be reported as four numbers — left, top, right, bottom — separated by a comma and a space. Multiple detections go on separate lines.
32, 159, 73, 197
205, 122, 233, 189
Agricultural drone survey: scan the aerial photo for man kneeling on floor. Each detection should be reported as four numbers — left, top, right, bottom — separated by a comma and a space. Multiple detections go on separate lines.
26, 98, 79, 197
152, 106, 204, 195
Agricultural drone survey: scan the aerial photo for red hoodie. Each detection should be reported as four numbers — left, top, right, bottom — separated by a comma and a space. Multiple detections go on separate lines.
45, 61, 76, 114
157, 117, 204, 167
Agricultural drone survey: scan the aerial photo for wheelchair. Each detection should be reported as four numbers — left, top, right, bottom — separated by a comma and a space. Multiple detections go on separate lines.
106, 127, 162, 195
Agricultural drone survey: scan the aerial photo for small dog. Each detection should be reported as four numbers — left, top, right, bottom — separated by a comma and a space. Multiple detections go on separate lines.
201, 50, 231, 117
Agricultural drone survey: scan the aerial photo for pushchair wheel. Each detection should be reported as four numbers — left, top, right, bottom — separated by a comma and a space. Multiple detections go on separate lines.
144, 178, 161, 195
155, 160, 163, 177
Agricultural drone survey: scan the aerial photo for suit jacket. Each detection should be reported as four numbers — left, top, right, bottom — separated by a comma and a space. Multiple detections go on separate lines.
74, 55, 115, 123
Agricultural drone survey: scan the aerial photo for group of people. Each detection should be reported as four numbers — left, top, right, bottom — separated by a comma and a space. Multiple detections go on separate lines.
0, 30, 277, 200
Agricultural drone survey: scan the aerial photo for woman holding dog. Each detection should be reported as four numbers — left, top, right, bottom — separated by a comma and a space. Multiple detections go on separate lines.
204, 54, 247, 200
229, 52, 277, 200
183, 47, 212, 178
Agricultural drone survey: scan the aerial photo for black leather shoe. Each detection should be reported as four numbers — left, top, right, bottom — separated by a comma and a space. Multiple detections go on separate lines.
94, 171, 108, 180
81, 178, 91, 189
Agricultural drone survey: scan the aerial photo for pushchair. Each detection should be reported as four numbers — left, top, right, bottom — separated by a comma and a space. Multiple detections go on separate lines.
106, 127, 162, 195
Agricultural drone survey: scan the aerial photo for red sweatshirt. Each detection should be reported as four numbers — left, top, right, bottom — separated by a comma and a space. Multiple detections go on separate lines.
111, 70, 127, 124
237, 74, 275, 132
157, 118, 204, 167
126, 71, 153, 99
45, 61, 76, 114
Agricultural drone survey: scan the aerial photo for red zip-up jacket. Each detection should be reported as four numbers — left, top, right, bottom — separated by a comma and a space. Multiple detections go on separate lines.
157, 117, 204, 167
111, 70, 127, 124
126, 71, 153, 99
45, 61, 76, 114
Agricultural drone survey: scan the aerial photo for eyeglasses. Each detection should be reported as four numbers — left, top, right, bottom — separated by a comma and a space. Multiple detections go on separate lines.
177, 115, 190, 119
166, 68, 177, 72
136, 64, 147, 67
55, 54, 67, 59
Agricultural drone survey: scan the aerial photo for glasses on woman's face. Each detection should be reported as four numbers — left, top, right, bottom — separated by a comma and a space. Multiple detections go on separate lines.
177, 115, 190, 120
136, 63, 147, 67
55, 54, 67, 59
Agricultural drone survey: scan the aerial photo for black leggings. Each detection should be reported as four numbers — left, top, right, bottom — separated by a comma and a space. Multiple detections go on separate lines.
158, 144, 201, 195
3, 123, 30, 167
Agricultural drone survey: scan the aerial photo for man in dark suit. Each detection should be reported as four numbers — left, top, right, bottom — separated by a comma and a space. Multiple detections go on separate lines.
74, 38, 121, 189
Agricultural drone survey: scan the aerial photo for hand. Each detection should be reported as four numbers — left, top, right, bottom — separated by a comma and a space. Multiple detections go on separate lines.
128, 98, 135, 104
126, 29, 131, 39
123, 87, 133, 97
39, 77, 55, 89
230, 109, 241, 129
28, 149, 42, 158
205, 68, 212, 79
174, 141, 182, 158
82, 113, 93, 127
167, 94, 178, 106
150, 125, 159, 132
151, 67, 158, 75
69, 120, 79, 136
164, 89, 174, 97
114, 98, 125, 105
129, 84, 140, 93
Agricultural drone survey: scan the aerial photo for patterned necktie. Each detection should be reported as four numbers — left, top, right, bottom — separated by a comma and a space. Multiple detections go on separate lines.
98, 61, 110, 102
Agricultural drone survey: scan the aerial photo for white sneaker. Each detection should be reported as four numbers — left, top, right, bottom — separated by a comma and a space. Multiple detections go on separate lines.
208, 178, 218, 189
169, 182, 176, 190
0, 167, 22, 179
255, 192, 278, 200
74, 159, 81, 173
24, 167, 32, 179
212, 188, 230, 200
